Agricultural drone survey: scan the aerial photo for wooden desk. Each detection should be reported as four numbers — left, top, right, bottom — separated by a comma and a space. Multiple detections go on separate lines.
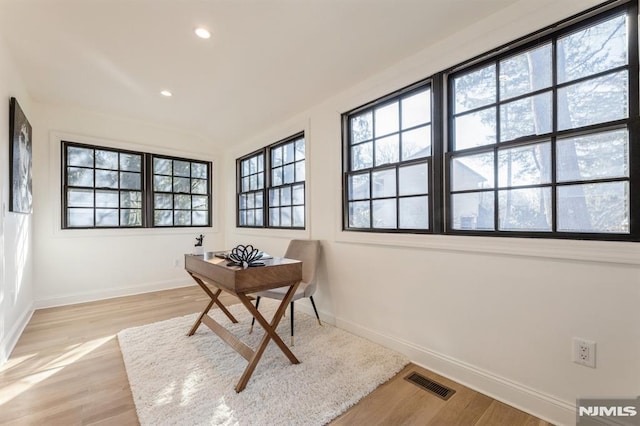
184, 252, 303, 392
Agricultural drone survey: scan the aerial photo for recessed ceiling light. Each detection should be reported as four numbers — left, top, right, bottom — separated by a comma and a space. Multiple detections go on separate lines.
160, 90, 172, 97
194, 27, 211, 39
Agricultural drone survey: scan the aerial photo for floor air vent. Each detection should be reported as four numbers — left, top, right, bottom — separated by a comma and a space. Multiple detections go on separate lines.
404, 372, 456, 400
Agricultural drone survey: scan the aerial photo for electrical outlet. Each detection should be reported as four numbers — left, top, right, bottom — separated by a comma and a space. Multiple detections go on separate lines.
573, 338, 596, 368
174, 258, 181, 268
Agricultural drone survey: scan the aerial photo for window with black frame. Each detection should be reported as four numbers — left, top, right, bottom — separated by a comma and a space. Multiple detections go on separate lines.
343, 83, 433, 231
236, 132, 306, 229
63, 143, 143, 228
447, 7, 636, 237
62, 141, 212, 229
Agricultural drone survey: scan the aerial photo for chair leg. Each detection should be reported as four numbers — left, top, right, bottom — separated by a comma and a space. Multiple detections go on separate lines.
249, 296, 261, 334
290, 301, 294, 346
309, 296, 322, 326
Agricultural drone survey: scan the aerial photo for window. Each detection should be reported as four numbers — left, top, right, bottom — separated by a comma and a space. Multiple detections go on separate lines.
342, 1, 639, 241
343, 82, 434, 231
236, 133, 306, 229
62, 141, 211, 229
447, 7, 635, 238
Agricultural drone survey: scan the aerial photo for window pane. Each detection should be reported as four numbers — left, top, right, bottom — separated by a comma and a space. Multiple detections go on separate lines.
451, 152, 494, 191
454, 107, 496, 150
454, 64, 496, 113
295, 162, 305, 182
372, 169, 396, 198
401, 89, 430, 129
375, 134, 399, 166
557, 182, 629, 233
272, 146, 283, 167
280, 207, 292, 227
120, 153, 141, 172
257, 154, 264, 172
284, 143, 295, 163
293, 206, 305, 227
246, 209, 255, 225
192, 179, 207, 194
295, 139, 305, 160
249, 175, 257, 191
68, 189, 94, 207
155, 194, 172, 209
348, 173, 370, 200
257, 172, 264, 189
254, 209, 263, 226
556, 129, 628, 182
500, 92, 552, 142
349, 201, 370, 228
96, 209, 118, 227
451, 192, 495, 230
68, 208, 94, 227
270, 208, 280, 227
498, 142, 551, 187
281, 186, 292, 205
242, 159, 250, 176
154, 175, 172, 192
401, 125, 431, 161
372, 199, 397, 229
175, 194, 191, 209
192, 163, 207, 178
246, 193, 255, 209
499, 43, 552, 100
351, 142, 373, 171
121, 172, 141, 190
272, 167, 283, 186
174, 211, 191, 226
120, 191, 141, 208
255, 192, 264, 208
399, 163, 428, 196
67, 147, 93, 167
154, 210, 173, 226
96, 170, 118, 188
558, 14, 627, 84
96, 191, 119, 208
351, 112, 373, 144
193, 196, 208, 210
283, 164, 294, 184
269, 189, 280, 207
557, 71, 628, 131
239, 210, 246, 226
173, 177, 190, 193
399, 196, 428, 229
374, 102, 399, 137
95, 150, 118, 169
120, 209, 142, 227
68, 167, 94, 187
192, 211, 208, 226
498, 188, 552, 231
173, 160, 190, 177
154, 158, 171, 175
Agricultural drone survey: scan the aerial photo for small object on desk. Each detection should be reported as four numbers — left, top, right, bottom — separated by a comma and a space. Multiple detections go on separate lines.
227, 244, 264, 268
194, 234, 205, 254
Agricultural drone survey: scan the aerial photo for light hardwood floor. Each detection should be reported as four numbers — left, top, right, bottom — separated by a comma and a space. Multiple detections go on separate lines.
1, 286, 552, 425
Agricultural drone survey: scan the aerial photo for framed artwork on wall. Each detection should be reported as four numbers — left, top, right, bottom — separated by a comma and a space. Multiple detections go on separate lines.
9, 97, 32, 214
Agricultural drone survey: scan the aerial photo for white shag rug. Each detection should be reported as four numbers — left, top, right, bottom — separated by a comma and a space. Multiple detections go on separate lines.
117, 299, 408, 426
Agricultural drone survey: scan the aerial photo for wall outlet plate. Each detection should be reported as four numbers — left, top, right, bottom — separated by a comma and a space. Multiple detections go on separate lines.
573, 338, 596, 368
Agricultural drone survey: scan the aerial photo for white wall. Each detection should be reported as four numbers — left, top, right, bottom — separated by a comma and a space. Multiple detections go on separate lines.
224, 0, 640, 424
32, 104, 223, 307
0, 34, 35, 365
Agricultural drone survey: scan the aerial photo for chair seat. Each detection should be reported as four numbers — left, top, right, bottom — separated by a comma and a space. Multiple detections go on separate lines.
257, 281, 308, 301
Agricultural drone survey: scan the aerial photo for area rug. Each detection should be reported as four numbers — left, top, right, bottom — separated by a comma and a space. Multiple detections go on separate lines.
117, 299, 408, 426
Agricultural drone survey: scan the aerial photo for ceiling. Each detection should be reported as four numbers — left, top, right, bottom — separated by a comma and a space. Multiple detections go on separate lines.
0, 0, 519, 149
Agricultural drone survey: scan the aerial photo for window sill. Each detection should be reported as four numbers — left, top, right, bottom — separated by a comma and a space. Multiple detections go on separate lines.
335, 230, 640, 265
234, 226, 311, 240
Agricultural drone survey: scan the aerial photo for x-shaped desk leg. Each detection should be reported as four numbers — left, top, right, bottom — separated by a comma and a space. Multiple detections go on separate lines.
188, 273, 238, 336
234, 281, 301, 392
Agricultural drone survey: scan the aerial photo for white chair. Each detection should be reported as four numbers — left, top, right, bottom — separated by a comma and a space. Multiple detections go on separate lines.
250, 239, 321, 345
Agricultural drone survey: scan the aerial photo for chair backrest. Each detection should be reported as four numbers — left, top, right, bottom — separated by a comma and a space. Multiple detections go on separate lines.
284, 239, 321, 297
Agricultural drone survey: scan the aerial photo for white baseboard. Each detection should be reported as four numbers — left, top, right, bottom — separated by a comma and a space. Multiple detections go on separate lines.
34, 279, 194, 309
0, 302, 35, 367
329, 314, 576, 426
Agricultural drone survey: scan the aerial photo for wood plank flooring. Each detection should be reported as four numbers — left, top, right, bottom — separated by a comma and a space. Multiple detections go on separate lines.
0, 286, 552, 425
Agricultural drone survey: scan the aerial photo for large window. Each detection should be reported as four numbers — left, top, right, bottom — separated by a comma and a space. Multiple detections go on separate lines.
342, 1, 639, 241
237, 133, 306, 229
62, 141, 211, 229
344, 82, 434, 232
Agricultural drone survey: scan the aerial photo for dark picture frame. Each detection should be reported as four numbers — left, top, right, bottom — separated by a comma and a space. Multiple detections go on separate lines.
9, 97, 33, 214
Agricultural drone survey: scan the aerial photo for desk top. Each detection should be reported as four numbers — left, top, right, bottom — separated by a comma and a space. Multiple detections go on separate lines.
184, 252, 302, 295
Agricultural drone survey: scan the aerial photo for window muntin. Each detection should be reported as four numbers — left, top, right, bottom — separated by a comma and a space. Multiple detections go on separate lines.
236, 133, 306, 229
344, 84, 432, 231
64, 144, 143, 228
63, 141, 211, 229
152, 156, 211, 227
448, 9, 632, 236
